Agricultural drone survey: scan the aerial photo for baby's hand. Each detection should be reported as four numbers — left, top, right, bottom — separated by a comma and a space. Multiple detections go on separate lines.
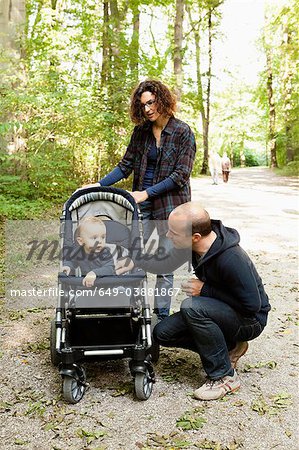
83, 271, 97, 287
62, 266, 71, 275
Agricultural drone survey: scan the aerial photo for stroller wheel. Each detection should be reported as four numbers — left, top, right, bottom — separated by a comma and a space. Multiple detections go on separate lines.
134, 369, 153, 401
63, 369, 86, 404
50, 319, 61, 366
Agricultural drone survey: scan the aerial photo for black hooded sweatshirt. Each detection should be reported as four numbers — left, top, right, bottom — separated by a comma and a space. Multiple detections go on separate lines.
137, 219, 270, 327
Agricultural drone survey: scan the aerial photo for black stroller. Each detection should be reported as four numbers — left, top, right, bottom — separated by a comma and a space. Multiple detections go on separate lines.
50, 186, 156, 403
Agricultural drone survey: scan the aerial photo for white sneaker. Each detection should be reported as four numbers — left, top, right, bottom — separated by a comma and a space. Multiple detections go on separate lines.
194, 370, 241, 400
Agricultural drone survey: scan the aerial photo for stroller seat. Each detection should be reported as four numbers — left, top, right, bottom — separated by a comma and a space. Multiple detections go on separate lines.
51, 186, 156, 404
61, 217, 146, 310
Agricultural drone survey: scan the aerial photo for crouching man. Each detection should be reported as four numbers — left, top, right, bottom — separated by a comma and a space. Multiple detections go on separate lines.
116, 202, 271, 400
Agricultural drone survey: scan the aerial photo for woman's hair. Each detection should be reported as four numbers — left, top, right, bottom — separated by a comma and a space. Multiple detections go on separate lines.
130, 79, 176, 125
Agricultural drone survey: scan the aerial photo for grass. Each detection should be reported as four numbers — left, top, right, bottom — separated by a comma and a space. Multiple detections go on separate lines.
0, 200, 62, 298
274, 161, 299, 177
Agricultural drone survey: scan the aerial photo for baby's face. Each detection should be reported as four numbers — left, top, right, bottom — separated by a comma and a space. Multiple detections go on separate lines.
78, 223, 106, 253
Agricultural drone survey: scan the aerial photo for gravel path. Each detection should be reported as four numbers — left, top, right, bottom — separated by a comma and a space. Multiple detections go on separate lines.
1, 167, 298, 450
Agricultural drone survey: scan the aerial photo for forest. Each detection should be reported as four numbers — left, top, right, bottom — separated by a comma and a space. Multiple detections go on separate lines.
0, 0, 298, 219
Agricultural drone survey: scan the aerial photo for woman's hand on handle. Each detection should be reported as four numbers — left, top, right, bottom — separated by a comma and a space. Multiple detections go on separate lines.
81, 182, 101, 189
129, 190, 149, 204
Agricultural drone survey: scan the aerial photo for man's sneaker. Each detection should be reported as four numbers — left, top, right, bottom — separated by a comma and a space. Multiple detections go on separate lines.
193, 370, 241, 401
229, 341, 249, 368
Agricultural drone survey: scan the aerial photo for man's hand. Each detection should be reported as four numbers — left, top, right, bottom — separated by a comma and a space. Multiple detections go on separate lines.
129, 190, 149, 204
83, 271, 97, 287
61, 266, 71, 275
115, 257, 135, 275
181, 278, 204, 296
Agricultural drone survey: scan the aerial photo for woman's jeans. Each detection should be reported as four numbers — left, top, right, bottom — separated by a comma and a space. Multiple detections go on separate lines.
140, 201, 173, 320
153, 296, 263, 379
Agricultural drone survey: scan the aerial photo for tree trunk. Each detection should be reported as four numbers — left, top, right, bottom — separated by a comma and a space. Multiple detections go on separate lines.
282, 27, 294, 163
109, 0, 121, 66
101, 1, 110, 87
129, 3, 140, 83
174, 0, 184, 109
186, 4, 214, 175
201, 8, 213, 175
194, 27, 208, 175
0, 0, 26, 51
266, 50, 278, 168
108, 0, 127, 105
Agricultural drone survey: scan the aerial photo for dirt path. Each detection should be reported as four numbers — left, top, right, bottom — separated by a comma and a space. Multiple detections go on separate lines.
1, 167, 298, 450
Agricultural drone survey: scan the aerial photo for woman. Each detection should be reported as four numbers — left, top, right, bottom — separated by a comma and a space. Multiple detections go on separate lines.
221, 152, 232, 183
85, 79, 196, 319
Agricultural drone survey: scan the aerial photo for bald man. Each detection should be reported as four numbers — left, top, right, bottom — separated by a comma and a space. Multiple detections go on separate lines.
116, 202, 271, 400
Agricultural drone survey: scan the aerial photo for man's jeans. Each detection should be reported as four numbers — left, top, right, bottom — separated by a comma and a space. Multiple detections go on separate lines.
153, 296, 263, 379
140, 201, 173, 320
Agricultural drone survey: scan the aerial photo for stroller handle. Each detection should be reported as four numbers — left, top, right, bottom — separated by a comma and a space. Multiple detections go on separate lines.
58, 271, 146, 287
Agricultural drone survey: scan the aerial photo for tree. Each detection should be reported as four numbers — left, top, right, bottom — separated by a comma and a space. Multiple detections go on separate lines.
174, 0, 184, 108
130, 1, 140, 83
258, 0, 299, 168
265, 39, 278, 168
185, 0, 222, 174
0, 0, 26, 51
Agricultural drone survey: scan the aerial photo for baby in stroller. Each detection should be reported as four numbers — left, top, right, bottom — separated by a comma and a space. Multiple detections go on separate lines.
50, 186, 156, 404
62, 216, 115, 287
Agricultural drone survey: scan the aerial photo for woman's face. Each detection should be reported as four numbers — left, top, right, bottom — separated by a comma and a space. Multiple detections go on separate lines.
140, 91, 160, 122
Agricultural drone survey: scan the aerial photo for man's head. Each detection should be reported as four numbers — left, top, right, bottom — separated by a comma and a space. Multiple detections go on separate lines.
166, 202, 212, 249
75, 217, 106, 254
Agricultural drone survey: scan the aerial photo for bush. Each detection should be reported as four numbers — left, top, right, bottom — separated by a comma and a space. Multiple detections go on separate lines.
0, 196, 53, 219
275, 160, 299, 177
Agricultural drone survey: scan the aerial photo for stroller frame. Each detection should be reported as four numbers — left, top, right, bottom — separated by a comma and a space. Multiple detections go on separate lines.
50, 187, 156, 403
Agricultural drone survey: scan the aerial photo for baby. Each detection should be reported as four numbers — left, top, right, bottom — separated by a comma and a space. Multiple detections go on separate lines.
62, 217, 115, 287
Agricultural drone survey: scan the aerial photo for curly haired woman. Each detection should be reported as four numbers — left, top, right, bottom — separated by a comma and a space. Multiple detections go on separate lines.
86, 79, 196, 320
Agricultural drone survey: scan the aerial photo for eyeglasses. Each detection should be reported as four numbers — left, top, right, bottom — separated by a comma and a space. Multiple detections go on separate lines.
141, 99, 156, 110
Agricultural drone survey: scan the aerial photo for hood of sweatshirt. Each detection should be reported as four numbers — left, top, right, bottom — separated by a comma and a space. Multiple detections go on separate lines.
193, 219, 240, 270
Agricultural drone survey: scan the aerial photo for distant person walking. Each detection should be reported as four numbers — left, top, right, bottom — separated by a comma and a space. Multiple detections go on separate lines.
221, 152, 231, 183
208, 151, 221, 185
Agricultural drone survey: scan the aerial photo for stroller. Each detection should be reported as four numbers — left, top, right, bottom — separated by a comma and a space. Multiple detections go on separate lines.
50, 186, 156, 403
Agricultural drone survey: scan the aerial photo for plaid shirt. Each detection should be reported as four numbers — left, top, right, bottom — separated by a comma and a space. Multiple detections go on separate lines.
118, 116, 196, 221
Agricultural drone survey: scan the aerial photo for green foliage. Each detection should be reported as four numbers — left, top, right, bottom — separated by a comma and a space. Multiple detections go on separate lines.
0, 0, 137, 217
211, 81, 267, 167
144, 431, 192, 448
1, 0, 297, 221
251, 392, 293, 416
176, 407, 207, 430
243, 148, 266, 167
243, 360, 277, 372
76, 428, 107, 445
0, 196, 52, 219
256, 0, 299, 167
275, 159, 299, 177
195, 439, 243, 450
